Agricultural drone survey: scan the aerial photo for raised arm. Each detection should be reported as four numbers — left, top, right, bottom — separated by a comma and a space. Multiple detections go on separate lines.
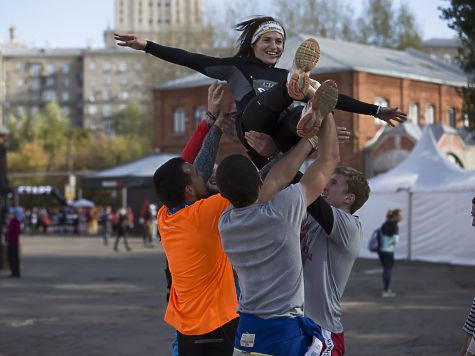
336, 93, 406, 127
181, 80, 224, 163
115, 33, 227, 77
299, 112, 340, 206
257, 137, 313, 204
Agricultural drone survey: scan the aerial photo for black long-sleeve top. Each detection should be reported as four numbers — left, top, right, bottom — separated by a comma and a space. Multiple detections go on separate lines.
144, 41, 379, 117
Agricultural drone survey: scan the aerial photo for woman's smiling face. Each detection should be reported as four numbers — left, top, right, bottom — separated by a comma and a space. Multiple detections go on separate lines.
251, 31, 284, 65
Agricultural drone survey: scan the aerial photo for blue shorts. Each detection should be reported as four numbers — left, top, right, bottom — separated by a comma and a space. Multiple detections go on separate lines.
234, 313, 322, 356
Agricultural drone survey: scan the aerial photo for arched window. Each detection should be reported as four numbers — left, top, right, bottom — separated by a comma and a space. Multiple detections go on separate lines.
408, 102, 419, 124
447, 107, 455, 127
194, 106, 206, 128
173, 108, 185, 134
374, 97, 389, 125
425, 104, 435, 124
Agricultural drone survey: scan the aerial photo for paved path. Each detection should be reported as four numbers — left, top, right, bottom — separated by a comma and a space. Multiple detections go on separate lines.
0, 235, 474, 355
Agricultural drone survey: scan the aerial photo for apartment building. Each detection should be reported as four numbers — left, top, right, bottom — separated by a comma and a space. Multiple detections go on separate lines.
1, 47, 84, 126
82, 48, 150, 137
1, 0, 211, 135
105, 0, 211, 49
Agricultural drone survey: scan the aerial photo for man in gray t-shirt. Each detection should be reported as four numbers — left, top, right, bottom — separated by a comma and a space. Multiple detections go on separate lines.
301, 166, 370, 356
216, 112, 339, 356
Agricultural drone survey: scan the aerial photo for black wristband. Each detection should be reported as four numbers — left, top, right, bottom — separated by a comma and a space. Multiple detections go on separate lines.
206, 111, 217, 121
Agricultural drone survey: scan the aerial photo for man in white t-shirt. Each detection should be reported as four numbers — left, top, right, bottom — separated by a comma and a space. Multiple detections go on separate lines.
301, 166, 370, 355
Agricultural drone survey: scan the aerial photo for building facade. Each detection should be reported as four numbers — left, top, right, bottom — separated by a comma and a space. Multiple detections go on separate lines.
115, 0, 203, 34
1, 47, 84, 126
106, 0, 211, 50
422, 38, 461, 65
1, 0, 210, 136
82, 48, 151, 137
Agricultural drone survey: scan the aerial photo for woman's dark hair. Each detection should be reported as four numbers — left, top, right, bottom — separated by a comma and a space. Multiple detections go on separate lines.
386, 209, 402, 221
234, 16, 286, 58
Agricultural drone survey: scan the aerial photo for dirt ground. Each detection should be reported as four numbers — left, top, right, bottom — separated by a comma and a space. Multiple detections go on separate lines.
0, 235, 474, 356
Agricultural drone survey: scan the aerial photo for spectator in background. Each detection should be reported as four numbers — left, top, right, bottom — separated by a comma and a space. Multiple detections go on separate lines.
127, 207, 134, 234
100, 206, 113, 246
6, 210, 21, 278
378, 209, 403, 298
114, 208, 131, 252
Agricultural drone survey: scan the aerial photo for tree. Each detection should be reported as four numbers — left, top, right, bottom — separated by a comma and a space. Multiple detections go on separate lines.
357, 0, 422, 49
440, 0, 475, 131
34, 102, 70, 158
272, 0, 358, 42
394, 3, 423, 50
114, 101, 153, 145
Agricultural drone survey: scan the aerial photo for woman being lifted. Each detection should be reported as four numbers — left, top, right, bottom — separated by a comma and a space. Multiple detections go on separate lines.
115, 16, 406, 168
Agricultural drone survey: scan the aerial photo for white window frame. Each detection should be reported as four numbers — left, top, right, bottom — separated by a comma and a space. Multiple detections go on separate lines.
425, 104, 435, 125
408, 102, 419, 124
194, 106, 206, 128
62, 63, 70, 74
173, 108, 185, 134
447, 106, 455, 127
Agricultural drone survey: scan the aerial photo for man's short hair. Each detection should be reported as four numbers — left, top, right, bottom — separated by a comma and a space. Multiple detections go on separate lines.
216, 154, 260, 208
334, 166, 370, 214
153, 157, 190, 209
472, 196, 475, 205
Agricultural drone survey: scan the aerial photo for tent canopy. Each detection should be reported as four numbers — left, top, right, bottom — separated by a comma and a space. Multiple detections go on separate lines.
81, 153, 179, 189
73, 198, 94, 208
358, 126, 475, 266
369, 126, 469, 193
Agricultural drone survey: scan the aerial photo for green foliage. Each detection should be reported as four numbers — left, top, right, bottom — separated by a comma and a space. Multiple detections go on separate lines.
356, 0, 422, 49
6, 101, 154, 191
35, 102, 70, 155
206, 0, 421, 49
114, 101, 153, 145
440, 0, 475, 131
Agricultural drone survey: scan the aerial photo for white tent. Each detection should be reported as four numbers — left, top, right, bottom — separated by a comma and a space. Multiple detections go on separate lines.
358, 126, 475, 266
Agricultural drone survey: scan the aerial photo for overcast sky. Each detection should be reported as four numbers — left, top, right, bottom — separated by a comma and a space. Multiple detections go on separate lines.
0, 0, 458, 48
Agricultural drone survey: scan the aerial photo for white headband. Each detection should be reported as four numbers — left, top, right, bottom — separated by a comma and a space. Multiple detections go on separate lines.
251, 21, 285, 44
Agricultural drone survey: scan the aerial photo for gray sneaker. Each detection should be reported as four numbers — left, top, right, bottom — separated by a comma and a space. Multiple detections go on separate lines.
382, 290, 396, 298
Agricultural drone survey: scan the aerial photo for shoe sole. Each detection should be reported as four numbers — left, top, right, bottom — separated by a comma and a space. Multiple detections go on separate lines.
296, 80, 338, 139
288, 38, 320, 100
288, 72, 309, 100
289, 75, 321, 100
294, 38, 320, 72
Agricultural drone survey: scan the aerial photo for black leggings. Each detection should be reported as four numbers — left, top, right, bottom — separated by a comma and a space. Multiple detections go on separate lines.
236, 82, 303, 168
378, 251, 395, 291
235, 82, 379, 168
177, 317, 239, 356
7, 243, 20, 276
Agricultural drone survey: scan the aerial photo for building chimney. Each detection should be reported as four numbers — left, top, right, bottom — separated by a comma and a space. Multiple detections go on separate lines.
9, 26, 16, 42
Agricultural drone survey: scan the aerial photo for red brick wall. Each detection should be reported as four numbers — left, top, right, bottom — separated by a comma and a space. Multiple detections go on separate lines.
153, 84, 246, 161
152, 70, 463, 173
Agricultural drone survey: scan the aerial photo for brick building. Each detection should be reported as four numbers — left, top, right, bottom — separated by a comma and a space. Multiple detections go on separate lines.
151, 35, 473, 176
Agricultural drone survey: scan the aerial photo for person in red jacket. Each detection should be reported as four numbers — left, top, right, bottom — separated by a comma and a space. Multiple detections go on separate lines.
6, 210, 21, 278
